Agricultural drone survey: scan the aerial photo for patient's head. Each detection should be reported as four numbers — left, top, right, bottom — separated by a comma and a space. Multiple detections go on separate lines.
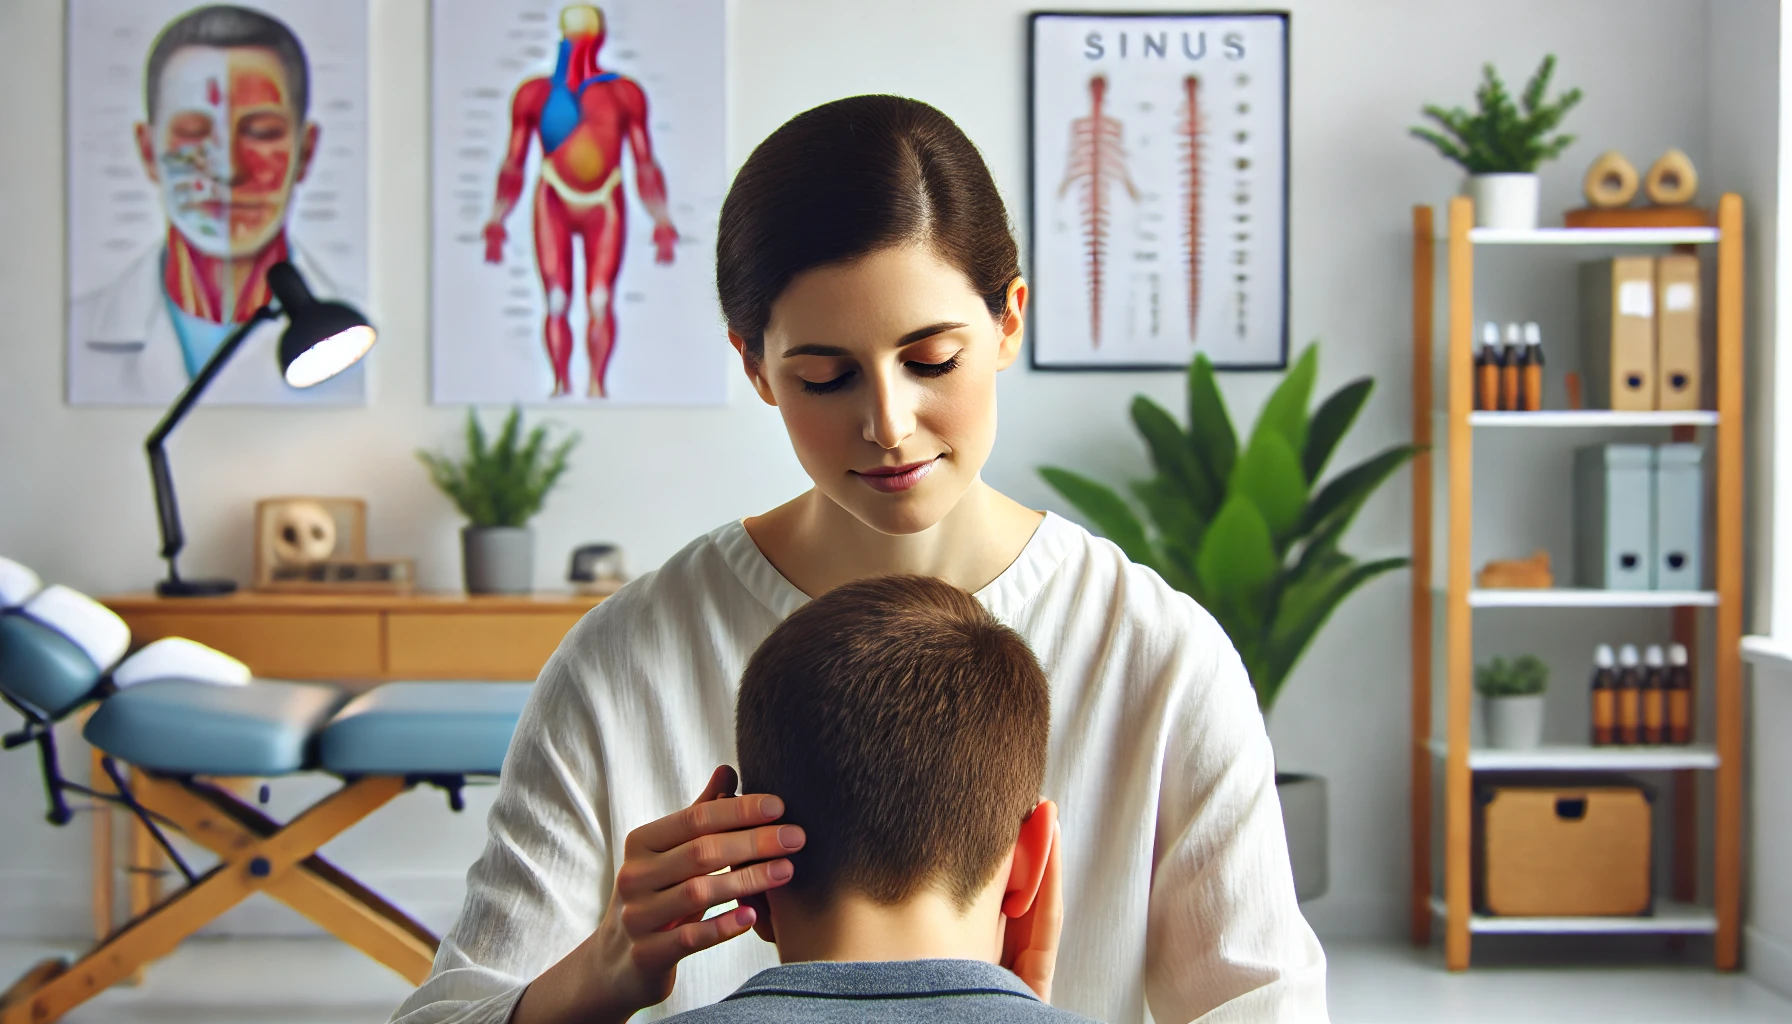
735, 574, 1049, 923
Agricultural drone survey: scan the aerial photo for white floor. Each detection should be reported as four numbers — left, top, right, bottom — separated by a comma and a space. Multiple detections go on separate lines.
2, 938, 1790, 1022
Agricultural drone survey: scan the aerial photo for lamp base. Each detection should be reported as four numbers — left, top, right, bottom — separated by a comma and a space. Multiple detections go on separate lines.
156, 577, 238, 598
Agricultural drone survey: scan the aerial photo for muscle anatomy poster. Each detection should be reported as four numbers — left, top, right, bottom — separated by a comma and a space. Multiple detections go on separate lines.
431, 0, 726, 405
66, 0, 369, 405
1030, 12, 1287, 370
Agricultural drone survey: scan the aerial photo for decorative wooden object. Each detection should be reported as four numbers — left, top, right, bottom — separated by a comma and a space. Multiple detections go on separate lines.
1476, 550, 1554, 589
1646, 150, 1699, 206
1582, 151, 1639, 208
1410, 194, 1743, 970
1563, 206, 1711, 229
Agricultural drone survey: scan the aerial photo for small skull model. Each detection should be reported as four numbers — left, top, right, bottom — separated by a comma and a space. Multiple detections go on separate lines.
270, 501, 339, 566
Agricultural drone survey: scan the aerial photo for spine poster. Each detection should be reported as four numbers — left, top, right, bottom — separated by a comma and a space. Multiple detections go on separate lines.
1029, 12, 1288, 371
430, 0, 726, 405
66, 0, 370, 405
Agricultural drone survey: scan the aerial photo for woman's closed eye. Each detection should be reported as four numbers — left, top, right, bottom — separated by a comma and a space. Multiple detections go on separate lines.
906, 353, 961, 378
797, 353, 960, 394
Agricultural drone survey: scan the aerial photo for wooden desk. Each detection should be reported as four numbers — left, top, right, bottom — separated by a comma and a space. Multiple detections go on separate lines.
102, 590, 606, 683
90, 590, 606, 946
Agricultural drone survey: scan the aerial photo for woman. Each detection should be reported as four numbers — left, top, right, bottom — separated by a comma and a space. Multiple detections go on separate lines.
392, 96, 1326, 1024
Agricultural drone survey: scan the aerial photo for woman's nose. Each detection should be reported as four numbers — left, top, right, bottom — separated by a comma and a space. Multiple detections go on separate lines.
863, 373, 916, 450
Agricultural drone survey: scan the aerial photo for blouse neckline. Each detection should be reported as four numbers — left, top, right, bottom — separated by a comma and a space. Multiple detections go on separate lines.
710, 510, 1079, 622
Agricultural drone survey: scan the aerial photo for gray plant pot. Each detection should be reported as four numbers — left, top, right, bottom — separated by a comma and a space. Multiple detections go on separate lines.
1484, 694, 1547, 750
1277, 772, 1328, 903
462, 526, 534, 594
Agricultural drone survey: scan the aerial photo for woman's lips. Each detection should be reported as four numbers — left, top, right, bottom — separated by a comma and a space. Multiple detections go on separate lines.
852, 457, 940, 493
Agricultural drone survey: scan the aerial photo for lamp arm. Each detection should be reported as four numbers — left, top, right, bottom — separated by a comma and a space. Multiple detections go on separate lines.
144, 304, 277, 564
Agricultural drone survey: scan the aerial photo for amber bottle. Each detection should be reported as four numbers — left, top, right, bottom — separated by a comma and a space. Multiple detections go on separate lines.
1499, 323, 1522, 412
1616, 644, 1643, 745
1589, 644, 1617, 746
1667, 642, 1693, 744
1641, 645, 1667, 745
1475, 322, 1501, 411
1521, 322, 1545, 412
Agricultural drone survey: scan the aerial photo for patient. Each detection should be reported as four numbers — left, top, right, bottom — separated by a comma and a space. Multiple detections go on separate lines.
665, 574, 1090, 1022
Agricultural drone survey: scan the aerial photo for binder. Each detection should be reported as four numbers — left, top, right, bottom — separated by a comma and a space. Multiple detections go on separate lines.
1579, 258, 1656, 411
1653, 443, 1704, 590
1575, 444, 1654, 590
1654, 255, 1702, 411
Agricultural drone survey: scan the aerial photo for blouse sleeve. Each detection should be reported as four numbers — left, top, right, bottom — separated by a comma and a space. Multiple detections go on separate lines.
1143, 601, 1330, 1023
388, 647, 614, 1024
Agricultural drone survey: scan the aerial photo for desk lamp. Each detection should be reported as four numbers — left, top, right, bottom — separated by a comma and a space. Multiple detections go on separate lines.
147, 261, 376, 597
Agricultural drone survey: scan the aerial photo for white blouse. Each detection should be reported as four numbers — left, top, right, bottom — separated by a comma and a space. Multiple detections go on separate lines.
389, 514, 1328, 1024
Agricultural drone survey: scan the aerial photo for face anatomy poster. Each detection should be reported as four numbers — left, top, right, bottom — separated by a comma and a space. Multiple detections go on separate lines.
66, 0, 369, 405
1030, 12, 1288, 371
431, 0, 727, 405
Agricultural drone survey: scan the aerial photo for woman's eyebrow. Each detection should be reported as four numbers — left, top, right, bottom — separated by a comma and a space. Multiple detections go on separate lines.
780, 321, 969, 359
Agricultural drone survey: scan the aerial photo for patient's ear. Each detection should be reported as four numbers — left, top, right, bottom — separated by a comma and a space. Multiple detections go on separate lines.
739, 890, 776, 943
1001, 800, 1058, 919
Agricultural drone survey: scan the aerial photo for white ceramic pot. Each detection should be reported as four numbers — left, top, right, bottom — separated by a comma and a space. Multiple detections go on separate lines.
1276, 773, 1328, 902
1484, 694, 1547, 750
1467, 173, 1541, 230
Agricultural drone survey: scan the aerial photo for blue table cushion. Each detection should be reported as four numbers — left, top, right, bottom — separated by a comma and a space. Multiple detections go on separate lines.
0, 613, 102, 719
85, 678, 347, 776
319, 682, 530, 776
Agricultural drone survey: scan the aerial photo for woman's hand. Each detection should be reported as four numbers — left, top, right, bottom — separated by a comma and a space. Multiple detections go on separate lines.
1001, 819, 1063, 1001
511, 765, 803, 1024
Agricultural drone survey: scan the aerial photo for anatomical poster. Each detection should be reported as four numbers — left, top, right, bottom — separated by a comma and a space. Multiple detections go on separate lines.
66, 0, 369, 405
1029, 12, 1288, 371
431, 0, 727, 405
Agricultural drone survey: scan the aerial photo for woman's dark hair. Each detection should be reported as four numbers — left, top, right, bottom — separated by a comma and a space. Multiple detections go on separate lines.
716, 95, 1021, 358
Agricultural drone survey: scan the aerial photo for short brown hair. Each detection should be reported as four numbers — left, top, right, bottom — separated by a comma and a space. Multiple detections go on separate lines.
736, 574, 1048, 909
715, 95, 1022, 360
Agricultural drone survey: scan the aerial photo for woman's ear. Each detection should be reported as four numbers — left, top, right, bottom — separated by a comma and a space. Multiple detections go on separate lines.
1001, 799, 1057, 919
995, 277, 1028, 371
729, 331, 778, 407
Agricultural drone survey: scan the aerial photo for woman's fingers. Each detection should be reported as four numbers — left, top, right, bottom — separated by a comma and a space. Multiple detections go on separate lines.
626, 790, 787, 858
622, 819, 805, 896
621, 856, 795, 936
630, 906, 758, 976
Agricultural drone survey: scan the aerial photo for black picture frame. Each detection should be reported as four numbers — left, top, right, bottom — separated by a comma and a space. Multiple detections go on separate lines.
1027, 10, 1291, 372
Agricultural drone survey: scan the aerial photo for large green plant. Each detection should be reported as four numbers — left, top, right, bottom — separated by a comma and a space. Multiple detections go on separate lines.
1040, 344, 1418, 714
418, 406, 579, 528
1410, 54, 1582, 174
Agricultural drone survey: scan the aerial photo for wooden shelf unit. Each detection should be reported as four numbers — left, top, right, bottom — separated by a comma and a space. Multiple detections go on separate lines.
1408, 196, 1746, 970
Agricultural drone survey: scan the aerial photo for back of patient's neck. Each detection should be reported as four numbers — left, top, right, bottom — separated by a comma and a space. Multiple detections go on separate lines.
768, 885, 1003, 964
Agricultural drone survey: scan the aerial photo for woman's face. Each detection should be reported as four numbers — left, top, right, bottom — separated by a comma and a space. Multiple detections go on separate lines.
734, 244, 1026, 536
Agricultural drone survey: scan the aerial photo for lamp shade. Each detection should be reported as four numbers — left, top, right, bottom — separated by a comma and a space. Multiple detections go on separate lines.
267, 261, 377, 388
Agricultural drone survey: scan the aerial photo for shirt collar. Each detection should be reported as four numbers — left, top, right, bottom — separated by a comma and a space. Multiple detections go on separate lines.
710, 512, 1076, 623
725, 959, 1040, 1002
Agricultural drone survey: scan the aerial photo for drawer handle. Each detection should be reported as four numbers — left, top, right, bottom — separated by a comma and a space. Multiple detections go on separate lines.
1555, 797, 1587, 821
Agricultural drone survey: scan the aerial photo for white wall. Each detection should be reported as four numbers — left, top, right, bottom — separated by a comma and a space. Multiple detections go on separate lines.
0, 0, 1754, 943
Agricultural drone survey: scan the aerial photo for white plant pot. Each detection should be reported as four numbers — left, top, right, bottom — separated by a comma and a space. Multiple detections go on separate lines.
1467, 173, 1541, 230
1484, 694, 1547, 750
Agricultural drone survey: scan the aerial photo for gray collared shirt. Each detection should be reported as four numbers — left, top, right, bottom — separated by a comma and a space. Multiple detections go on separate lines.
658, 959, 1102, 1023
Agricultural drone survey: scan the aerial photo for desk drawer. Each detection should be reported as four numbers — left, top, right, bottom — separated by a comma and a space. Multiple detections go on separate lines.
386, 611, 582, 680
119, 613, 383, 680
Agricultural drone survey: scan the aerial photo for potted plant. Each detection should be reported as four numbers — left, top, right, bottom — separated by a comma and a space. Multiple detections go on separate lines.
1040, 343, 1419, 901
1477, 655, 1549, 750
418, 406, 578, 594
1410, 55, 1582, 230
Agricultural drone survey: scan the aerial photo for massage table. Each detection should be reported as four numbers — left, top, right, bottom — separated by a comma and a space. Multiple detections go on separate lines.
0, 557, 530, 1023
